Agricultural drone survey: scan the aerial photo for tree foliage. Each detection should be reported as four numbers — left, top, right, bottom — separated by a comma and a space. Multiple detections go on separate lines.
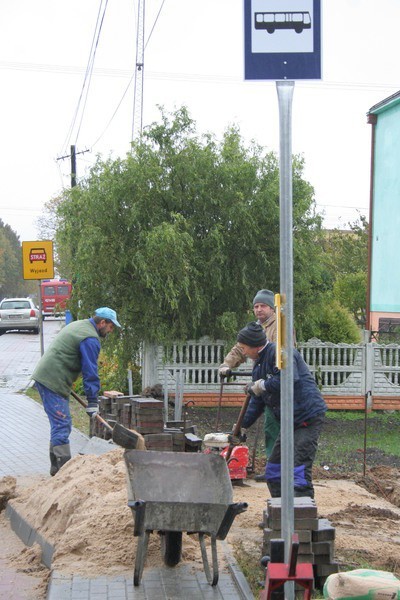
0, 220, 35, 298
51, 107, 362, 365
323, 216, 368, 327
317, 300, 362, 344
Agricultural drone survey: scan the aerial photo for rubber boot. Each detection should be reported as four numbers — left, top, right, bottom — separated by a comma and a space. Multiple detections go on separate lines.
52, 444, 71, 472
49, 444, 59, 476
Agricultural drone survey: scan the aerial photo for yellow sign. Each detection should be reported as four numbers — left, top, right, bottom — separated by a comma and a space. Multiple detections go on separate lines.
22, 240, 54, 280
275, 293, 286, 370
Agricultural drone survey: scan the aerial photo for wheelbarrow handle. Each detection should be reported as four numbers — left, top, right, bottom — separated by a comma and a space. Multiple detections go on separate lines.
70, 389, 113, 432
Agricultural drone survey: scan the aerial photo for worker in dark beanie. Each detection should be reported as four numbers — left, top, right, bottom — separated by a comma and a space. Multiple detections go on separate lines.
237, 322, 326, 498
218, 289, 280, 464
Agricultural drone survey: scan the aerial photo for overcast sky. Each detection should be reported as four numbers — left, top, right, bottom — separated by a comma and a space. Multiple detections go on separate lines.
1, 0, 399, 243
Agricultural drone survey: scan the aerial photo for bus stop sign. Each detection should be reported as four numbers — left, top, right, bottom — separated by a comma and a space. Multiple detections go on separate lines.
244, 0, 321, 80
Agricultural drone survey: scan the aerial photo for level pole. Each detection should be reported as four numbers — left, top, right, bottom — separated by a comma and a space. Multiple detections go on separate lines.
276, 80, 295, 586
38, 280, 44, 356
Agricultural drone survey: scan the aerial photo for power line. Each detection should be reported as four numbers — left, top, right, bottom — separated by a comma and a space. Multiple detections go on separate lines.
60, 0, 109, 156
1, 60, 398, 94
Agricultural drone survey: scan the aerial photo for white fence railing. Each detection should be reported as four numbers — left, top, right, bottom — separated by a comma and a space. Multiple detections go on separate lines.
141, 337, 400, 399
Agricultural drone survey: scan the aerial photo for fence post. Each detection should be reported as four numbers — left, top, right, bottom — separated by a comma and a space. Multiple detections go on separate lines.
141, 341, 158, 389
127, 369, 133, 396
365, 343, 374, 405
174, 370, 184, 421
163, 368, 169, 423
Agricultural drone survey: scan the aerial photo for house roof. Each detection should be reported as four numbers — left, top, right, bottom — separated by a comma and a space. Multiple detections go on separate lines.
367, 90, 400, 116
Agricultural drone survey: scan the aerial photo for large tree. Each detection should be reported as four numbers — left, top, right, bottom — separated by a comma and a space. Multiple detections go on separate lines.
52, 108, 331, 359
0, 220, 35, 298
324, 216, 368, 328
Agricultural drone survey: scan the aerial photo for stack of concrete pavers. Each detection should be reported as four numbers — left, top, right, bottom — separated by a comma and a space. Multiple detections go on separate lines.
163, 427, 185, 452
312, 518, 339, 589
144, 432, 173, 451
131, 398, 164, 434
261, 497, 339, 591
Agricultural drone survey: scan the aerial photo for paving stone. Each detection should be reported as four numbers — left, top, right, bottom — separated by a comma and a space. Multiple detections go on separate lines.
312, 518, 336, 542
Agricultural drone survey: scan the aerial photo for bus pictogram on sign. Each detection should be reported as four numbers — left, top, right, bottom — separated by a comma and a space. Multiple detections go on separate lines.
254, 11, 312, 34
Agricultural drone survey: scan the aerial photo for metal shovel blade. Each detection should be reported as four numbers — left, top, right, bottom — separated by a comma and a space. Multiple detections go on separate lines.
112, 422, 144, 450
70, 389, 145, 450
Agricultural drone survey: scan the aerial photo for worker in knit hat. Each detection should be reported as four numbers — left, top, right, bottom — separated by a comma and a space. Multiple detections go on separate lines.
235, 322, 327, 499
218, 290, 280, 466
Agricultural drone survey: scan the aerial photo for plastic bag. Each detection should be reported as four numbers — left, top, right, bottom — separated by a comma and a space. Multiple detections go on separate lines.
324, 569, 400, 600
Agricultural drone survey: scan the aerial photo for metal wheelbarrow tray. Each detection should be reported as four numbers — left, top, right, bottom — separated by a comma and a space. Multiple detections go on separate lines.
124, 450, 248, 586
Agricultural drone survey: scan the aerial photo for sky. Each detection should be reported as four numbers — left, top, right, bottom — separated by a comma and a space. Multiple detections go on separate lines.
1, 0, 400, 243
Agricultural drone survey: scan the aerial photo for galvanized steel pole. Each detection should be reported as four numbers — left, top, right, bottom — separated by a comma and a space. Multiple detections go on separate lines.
276, 80, 295, 575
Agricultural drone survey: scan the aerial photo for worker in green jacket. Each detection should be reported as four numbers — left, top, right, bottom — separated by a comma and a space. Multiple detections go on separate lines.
32, 307, 121, 476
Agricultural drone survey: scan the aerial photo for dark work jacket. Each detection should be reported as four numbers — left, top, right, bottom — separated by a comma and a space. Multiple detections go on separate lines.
242, 342, 327, 429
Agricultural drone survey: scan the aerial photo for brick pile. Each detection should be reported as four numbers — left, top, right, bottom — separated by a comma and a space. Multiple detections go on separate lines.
94, 394, 203, 452
262, 497, 339, 591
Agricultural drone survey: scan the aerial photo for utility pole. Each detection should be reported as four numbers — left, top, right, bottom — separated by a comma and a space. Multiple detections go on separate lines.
132, 0, 145, 141
57, 145, 89, 187
71, 145, 77, 187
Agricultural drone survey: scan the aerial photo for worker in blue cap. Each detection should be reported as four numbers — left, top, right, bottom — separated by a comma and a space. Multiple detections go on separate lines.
32, 307, 121, 476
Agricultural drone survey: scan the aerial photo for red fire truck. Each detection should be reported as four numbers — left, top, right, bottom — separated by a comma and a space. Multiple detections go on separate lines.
40, 279, 72, 318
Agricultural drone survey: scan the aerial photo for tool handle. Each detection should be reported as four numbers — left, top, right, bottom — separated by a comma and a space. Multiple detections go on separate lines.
225, 393, 251, 461
220, 370, 253, 378
230, 370, 253, 377
70, 389, 113, 432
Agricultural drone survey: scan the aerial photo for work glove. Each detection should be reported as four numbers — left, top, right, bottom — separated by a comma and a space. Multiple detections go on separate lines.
244, 379, 265, 397
86, 399, 99, 417
218, 365, 231, 378
228, 426, 247, 445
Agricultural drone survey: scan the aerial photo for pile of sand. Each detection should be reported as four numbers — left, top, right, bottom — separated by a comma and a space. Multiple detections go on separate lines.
9, 449, 399, 580
8, 449, 205, 576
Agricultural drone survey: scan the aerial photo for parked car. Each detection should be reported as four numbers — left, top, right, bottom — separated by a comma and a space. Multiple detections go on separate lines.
0, 297, 40, 335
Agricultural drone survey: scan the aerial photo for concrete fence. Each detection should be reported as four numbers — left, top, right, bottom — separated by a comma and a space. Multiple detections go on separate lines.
141, 337, 400, 410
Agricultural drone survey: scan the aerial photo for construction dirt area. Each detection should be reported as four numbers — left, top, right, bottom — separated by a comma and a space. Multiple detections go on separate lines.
1, 442, 400, 599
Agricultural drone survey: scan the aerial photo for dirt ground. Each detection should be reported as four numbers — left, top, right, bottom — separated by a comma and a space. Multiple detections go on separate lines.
1, 410, 400, 598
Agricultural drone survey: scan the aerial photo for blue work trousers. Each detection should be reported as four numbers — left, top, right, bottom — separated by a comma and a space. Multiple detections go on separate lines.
35, 382, 72, 446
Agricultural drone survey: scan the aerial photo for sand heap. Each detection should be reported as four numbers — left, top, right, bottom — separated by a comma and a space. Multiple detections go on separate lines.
8, 449, 204, 576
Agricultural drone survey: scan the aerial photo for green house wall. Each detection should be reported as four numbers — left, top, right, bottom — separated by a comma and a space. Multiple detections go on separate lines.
370, 101, 400, 312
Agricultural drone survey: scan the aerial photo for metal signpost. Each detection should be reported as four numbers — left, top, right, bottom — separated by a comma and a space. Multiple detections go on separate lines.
22, 240, 55, 356
244, 1, 321, 593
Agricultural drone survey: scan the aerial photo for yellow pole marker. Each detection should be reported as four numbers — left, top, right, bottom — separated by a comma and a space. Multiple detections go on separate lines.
275, 293, 287, 370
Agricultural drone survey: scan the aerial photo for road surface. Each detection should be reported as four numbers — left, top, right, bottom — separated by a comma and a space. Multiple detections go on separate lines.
0, 318, 63, 392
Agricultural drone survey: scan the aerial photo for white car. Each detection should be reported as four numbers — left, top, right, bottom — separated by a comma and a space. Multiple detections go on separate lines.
0, 297, 40, 335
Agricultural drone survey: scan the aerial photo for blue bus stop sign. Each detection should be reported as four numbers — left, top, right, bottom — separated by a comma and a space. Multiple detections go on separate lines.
244, 0, 321, 80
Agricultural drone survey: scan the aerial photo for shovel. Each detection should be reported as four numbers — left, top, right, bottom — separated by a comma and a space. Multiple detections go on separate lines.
70, 389, 144, 450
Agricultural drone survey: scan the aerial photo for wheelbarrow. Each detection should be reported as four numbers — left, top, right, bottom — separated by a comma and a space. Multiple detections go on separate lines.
124, 450, 248, 586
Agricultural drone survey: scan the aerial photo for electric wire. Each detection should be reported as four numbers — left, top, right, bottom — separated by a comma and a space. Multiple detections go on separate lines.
145, 0, 166, 49
59, 0, 109, 157
74, 0, 109, 147
92, 0, 168, 149
0, 60, 398, 95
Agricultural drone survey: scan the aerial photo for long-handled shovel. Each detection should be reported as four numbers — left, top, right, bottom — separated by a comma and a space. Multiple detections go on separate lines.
70, 389, 144, 450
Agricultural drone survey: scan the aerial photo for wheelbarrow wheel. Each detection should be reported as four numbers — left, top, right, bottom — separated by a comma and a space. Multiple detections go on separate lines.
160, 531, 182, 566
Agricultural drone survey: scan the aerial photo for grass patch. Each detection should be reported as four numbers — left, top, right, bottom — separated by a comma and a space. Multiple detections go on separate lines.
316, 410, 400, 470
232, 541, 265, 596
25, 386, 90, 436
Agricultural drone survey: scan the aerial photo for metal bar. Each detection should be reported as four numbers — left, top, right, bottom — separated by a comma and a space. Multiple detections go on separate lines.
276, 80, 295, 582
